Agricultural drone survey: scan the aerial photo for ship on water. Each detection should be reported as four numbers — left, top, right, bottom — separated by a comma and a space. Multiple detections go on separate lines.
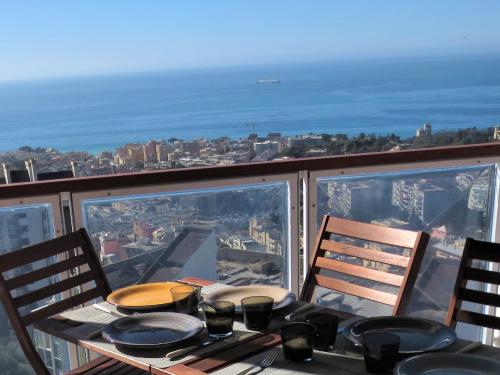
256, 79, 280, 84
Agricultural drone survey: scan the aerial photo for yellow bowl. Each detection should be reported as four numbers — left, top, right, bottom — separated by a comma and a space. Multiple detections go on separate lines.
106, 281, 183, 310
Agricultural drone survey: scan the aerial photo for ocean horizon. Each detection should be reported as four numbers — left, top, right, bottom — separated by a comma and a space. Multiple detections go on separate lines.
1, 55, 500, 154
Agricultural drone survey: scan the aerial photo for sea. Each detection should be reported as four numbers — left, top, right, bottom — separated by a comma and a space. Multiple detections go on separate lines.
1, 55, 500, 154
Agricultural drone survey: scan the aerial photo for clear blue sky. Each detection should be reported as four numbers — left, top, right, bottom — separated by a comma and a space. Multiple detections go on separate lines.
1, 0, 499, 81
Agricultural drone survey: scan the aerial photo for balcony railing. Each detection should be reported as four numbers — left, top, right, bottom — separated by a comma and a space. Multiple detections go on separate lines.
1, 142, 500, 372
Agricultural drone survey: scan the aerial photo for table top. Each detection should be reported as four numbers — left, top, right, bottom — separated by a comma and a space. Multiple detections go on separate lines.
34, 279, 500, 375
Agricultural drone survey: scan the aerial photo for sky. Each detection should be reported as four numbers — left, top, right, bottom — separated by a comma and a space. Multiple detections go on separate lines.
1, 0, 500, 81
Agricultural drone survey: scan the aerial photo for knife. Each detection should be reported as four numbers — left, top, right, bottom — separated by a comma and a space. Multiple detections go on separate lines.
93, 304, 127, 318
166, 338, 223, 359
284, 304, 316, 321
337, 316, 366, 334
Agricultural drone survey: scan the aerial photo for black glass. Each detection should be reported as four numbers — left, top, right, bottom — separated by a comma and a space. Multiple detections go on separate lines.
280, 322, 316, 362
362, 332, 400, 374
200, 301, 235, 338
304, 312, 339, 350
171, 285, 198, 314
241, 296, 274, 331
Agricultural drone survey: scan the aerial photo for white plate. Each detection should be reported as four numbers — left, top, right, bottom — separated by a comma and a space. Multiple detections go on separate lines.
395, 353, 500, 375
204, 285, 295, 313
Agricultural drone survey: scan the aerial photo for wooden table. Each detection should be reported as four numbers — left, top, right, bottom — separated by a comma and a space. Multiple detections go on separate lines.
34, 278, 500, 375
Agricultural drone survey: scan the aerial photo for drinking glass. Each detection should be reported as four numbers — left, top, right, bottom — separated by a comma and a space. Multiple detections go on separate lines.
200, 301, 235, 338
241, 296, 274, 331
280, 322, 316, 362
362, 332, 400, 373
170, 285, 198, 314
304, 312, 339, 350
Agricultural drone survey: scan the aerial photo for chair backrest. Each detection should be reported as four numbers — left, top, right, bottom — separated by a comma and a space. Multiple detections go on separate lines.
0, 229, 111, 375
300, 216, 429, 316
445, 238, 500, 330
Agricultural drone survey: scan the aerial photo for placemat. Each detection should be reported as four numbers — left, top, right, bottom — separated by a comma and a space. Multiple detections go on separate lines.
58, 283, 255, 370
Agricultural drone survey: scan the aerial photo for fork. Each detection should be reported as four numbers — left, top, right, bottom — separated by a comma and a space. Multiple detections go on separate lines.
233, 350, 278, 375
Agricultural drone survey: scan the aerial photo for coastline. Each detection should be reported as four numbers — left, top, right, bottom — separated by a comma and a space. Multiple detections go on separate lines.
1, 56, 500, 154
0, 126, 496, 179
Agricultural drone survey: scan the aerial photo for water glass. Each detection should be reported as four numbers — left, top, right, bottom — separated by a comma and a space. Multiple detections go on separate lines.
170, 285, 198, 314
280, 322, 316, 362
241, 296, 274, 331
304, 312, 339, 350
200, 301, 235, 338
362, 332, 400, 373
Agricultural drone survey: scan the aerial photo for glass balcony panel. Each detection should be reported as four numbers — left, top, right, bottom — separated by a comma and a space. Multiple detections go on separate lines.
315, 164, 497, 341
80, 182, 290, 289
0, 203, 65, 374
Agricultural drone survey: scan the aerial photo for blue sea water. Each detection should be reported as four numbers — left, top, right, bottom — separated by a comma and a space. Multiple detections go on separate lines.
0, 56, 500, 154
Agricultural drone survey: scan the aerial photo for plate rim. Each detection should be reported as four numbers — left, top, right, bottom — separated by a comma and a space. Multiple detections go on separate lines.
204, 285, 296, 312
106, 281, 183, 310
342, 315, 457, 354
394, 353, 500, 375
102, 312, 203, 348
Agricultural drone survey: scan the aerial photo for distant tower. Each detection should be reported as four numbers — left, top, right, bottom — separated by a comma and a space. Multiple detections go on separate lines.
416, 122, 432, 138
494, 126, 500, 141
423, 122, 432, 135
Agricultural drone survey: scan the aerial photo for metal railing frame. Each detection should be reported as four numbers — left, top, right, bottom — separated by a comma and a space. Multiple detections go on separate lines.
2, 143, 500, 344
70, 173, 300, 293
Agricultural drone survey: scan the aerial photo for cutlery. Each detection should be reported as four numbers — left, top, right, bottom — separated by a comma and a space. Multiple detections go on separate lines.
284, 304, 316, 321
86, 328, 102, 340
93, 304, 127, 318
232, 350, 278, 375
166, 331, 254, 360
166, 338, 223, 360
456, 341, 482, 353
337, 315, 366, 334
326, 351, 364, 361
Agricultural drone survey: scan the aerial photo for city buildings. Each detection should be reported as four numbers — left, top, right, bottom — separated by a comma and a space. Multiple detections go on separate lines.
392, 180, 449, 223
0, 205, 71, 374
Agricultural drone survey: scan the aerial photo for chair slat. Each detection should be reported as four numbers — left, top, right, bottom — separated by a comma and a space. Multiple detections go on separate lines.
13, 270, 97, 308
463, 267, 500, 285
5, 254, 88, 291
325, 216, 418, 248
315, 256, 404, 287
22, 287, 103, 326
314, 274, 397, 306
455, 309, 500, 330
320, 240, 409, 267
0, 231, 83, 273
467, 242, 500, 262
458, 288, 500, 307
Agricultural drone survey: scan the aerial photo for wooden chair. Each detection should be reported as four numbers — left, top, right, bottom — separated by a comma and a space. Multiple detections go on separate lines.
0, 228, 147, 375
300, 216, 430, 316
445, 238, 500, 330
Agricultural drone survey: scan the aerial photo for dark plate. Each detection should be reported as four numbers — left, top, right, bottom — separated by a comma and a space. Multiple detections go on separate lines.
342, 316, 456, 354
102, 312, 203, 349
394, 353, 500, 375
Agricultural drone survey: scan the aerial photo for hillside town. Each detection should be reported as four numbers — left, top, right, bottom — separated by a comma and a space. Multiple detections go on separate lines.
1, 124, 498, 181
